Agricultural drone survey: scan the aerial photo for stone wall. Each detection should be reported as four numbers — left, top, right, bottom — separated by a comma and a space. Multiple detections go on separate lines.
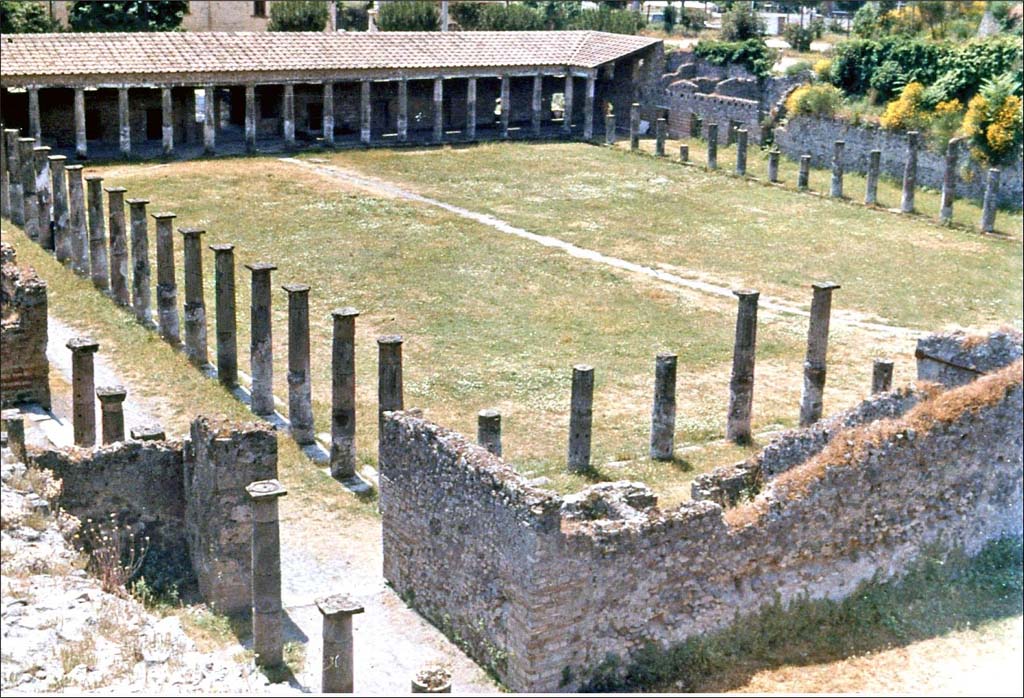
666, 82, 762, 143
916, 328, 1024, 387
381, 349, 1023, 692
184, 415, 277, 615
774, 115, 1024, 207
1, 243, 50, 410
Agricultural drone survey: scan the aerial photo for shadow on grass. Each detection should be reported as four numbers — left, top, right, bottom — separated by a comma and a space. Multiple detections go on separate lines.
578, 536, 1024, 693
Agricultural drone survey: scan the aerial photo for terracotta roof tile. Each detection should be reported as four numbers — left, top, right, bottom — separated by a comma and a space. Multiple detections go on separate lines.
0, 31, 660, 82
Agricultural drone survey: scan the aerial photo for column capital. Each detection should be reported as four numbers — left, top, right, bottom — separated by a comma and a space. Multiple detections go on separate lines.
96, 385, 127, 403
733, 288, 759, 301
66, 337, 99, 354
316, 593, 365, 618
178, 226, 206, 238
48, 154, 67, 164
151, 211, 177, 220
65, 164, 84, 173
377, 334, 403, 346
245, 262, 277, 273
84, 173, 103, 182
282, 283, 310, 294
332, 306, 359, 319
103, 186, 127, 194
811, 281, 841, 292
126, 197, 150, 206
246, 478, 288, 501
208, 243, 235, 253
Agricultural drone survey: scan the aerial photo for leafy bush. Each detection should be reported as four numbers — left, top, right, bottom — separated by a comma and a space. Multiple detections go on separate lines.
813, 58, 832, 81
852, 2, 881, 38
694, 39, 776, 80
920, 37, 1023, 107
661, 4, 675, 34
719, 3, 763, 41
568, 6, 644, 35
268, 0, 328, 31
68, 0, 187, 32
782, 22, 814, 52
476, 2, 543, 31
869, 60, 907, 102
928, 98, 966, 151
0, 0, 62, 32
880, 81, 928, 131
785, 84, 844, 118
830, 38, 945, 97
377, 0, 437, 31
678, 8, 707, 34
963, 73, 1024, 165
785, 60, 814, 78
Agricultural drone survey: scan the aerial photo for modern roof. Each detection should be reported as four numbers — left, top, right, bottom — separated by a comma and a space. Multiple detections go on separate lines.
0, 31, 661, 86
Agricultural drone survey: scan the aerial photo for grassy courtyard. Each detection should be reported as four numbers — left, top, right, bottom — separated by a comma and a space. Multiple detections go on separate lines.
6, 140, 1021, 505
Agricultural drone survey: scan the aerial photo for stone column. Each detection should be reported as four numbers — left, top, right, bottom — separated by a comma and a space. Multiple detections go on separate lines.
900, 130, 918, 213
50, 155, 70, 262
153, 212, 180, 346
629, 102, 640, 150
118, 87, 131, 158
360, 80, 372, 145
180, 227, 208, 366
28, 88, 41, 144
322, 82, 335, 146
284, 284, 314, 445
74, 88, 88, 159
567, 364, 594, 473
679, 143, 689, 162
797, 154, 810, 190
392, 79, 407, 143
583, 75, 595, 141
127, 198, 153, 325
830, 140, 844, 198
5, 130, 23, 227
562, 74, 574, 135
210, 244, 238, 388
477, 409, 501, 456
66, 166, 88, 275
531, 74, 542, 137
330, 307, 359, 479
865, 150, 880, 205
726, 290, 758, 444
0, 126, 8, 220
2, 411, 26, 463
67, 337, 99, 447
203, 85, 216, 155
649, 353, 676, 461
690, 113, 702, 138
161, 87, 174, 156
106, 187, 130, 305
799, 282, 840, 427
767, 149, 779, 182
465, 78, 477, 140
96, 385, 127, 444
706, 124, 718, 170
980, 167, 1000, 233
34, 147, 53, 250
433, 77, 444, 143
655, 117, 667, 157
871, 359, 893, 394
735, 128, 748, 175
18, 138, 39, 240
245, 479, 287, 669
85, 175, 108, 289
500, 76, 511, 139
605, 113, 616, 145
245, 85, 257, 152
939, 138, 959, 224
282, 84, 296, 148
377, 335, 404, 454
246, 263, 277, 416
317, 594, 365, 694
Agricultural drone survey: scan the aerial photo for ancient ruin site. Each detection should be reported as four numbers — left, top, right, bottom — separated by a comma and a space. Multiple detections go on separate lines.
1, 1, 1022, 695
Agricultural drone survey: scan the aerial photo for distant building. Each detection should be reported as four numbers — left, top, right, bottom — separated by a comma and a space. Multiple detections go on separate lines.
39, 1, 337, 33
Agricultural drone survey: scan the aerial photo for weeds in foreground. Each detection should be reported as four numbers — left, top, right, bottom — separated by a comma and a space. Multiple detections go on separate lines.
73, 514, 150, 596
578, 537, 1024, 692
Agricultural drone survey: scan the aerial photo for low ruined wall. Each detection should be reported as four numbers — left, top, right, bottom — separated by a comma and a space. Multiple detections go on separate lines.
381, 360, 1024, 692
774, 115, 1024, 207
666, 82, 762, 143
916, 328, 1024, 388
184, 415, 277, 615
1, 243, 50, 410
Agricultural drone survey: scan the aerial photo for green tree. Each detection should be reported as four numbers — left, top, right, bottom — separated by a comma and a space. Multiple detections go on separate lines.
68, 1, 187, 32
268, 0, 329, 31
662, 3, 676, 34
477, 3, 543, 30
0, 0, 61, 32
336, 1, 369, 31
719, 3, 763, 41
377, 0, 438, 31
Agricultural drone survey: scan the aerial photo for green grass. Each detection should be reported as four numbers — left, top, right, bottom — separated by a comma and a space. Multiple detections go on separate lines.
577, 536, 1024, 692
318, 140, 1022, 331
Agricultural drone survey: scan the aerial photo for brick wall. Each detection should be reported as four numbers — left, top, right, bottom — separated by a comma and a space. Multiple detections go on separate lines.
1, 243, 50, 409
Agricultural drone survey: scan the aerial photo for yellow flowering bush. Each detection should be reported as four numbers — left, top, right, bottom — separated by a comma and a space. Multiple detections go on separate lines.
963, 77, 1024, 166
880, 82, 928, 131
785, 84, 843, 118
813, 58, 832, 81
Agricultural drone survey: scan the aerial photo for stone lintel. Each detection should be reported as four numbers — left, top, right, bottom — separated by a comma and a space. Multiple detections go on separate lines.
316, 593, 365, 618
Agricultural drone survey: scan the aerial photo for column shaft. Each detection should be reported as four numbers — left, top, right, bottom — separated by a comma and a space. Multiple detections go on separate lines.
605, 112, 616, 145
67, 338, 100, 447
153, 213, 180, 345
161, 87, 174, 156
245, 85, 257, 152
323, 82, 335, 145
360, 81, 372, 145
797, 154, 810, 190
247, 481, 287, 669
830, 140, 844, 198
85, 176, 108, 289
128, 199, 152, 325
799, 282, 840, 427
66, 167, 88, 275
433, 78, 444, 142
50, 156, 70, 262
106, 187, 130, 305
655, 117, 667, 157
650, 353, 677, 461
331, 308, 359, 479
562, 74, 574, 134
0, 126, 8, 219
629, 102, 640, 150
203, 85, 216, 155
283, 84, 296, 147
706, 124, 718, 169
679, 143, 689, 162
34, 147, 53, 250
377, 336, 404, 457
900, 131, 918, 213
180, 228, 208, 366
118, 87, 131, 157
28, 88, 41, 144
74, 89, 87, 159
726, 290, 759, 444
567, 364, 594, 472
531, 74, 542, 136
317, 595, 364, 695
767, 149, 779, 182
980, 167, 1000, 233
865, 150, 880, 205
5, 130, 23, 227
465, 78, 476, 140
735, 128, 748, 174
284, 284, 314, 444
583, 75, 595, 140
211, 244, 238, 388
477, 409, 502, 457
500, 76, 510, 138
939, 138, 959, 224
96, 386, 126, 444
18, 139, 39, 240
247, 264, 277, 416
871, 359, 894, 395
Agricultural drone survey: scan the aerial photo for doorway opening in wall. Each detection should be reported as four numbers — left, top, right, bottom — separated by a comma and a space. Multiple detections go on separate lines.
145, 108, 161, 140
85, 109, 102, 140
307, 103, 323, 133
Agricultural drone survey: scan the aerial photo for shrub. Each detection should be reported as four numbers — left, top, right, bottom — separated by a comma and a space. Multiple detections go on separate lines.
785, 60, 814, 78
661, 4, 675, 34
268, 0, 328, 31
782, 22, 815, 52
880, 81, 928, 131
813, 58, 832, 81
963, 73, 1024, 165
869, 60, 907, 102
74, 514, 150, 596
719, 3, 763, 42
830, 37, 946, 97
569, 6, 644, 35
785, 84, 844, 118
678, 8, 707, 35
921, 37, 1023, 107
694, 39, 777, 80
476, 2, 543, 31
0, 0, 62, 32
852, 2, 881, 38
377, 0, 437, 31
928, 98, 966, 151
68, 0, 187, 32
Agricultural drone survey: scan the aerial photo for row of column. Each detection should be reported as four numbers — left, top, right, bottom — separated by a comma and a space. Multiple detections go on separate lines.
30, 72, 600, 160
637, 117, 1004, 232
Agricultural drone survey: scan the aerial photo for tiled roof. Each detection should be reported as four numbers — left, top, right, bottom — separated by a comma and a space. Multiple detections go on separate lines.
0, 31, 660, 81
